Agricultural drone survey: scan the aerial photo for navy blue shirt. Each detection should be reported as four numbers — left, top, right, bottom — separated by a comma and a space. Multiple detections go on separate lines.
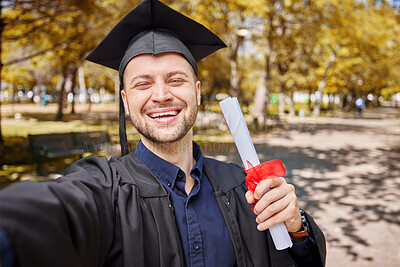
135, 141, 236, 267
0, 229, 14, 267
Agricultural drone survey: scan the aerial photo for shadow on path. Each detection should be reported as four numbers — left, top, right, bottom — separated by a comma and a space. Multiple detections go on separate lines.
205, 118, 400, 263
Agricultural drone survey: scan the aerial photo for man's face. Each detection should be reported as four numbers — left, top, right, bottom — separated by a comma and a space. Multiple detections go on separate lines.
121, 52, 201, 144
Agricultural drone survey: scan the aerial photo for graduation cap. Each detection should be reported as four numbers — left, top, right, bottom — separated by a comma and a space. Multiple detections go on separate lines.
86, 0, 226, 156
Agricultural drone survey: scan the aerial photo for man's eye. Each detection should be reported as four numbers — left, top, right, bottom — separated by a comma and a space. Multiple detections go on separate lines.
135, 82, 150, 88
170, 79, 184, 84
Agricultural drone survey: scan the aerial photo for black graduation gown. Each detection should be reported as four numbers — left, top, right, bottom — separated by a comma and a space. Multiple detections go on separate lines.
0, 153, 326, 266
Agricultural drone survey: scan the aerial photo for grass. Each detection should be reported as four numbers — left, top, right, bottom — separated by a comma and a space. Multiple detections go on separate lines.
4, 120, 110, 137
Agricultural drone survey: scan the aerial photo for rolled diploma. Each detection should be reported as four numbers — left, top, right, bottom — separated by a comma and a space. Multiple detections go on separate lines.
220, 97, 293, 250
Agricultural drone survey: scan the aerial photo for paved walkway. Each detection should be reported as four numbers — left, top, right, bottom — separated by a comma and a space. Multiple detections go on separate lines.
206, 108, 400, 267
4, 104, 399, 265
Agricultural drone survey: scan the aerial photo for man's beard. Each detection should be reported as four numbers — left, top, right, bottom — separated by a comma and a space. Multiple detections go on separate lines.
130, 107, 198, 144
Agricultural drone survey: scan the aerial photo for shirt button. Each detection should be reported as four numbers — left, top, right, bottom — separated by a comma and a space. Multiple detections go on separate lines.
167, 182, 172, 187
193, 243, 200, 250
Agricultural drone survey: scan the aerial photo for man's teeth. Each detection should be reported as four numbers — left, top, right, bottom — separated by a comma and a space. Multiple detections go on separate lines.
150, 110, 178, 118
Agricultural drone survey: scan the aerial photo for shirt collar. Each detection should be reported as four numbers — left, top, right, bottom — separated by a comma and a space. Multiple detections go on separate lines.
134, 140, 204, 187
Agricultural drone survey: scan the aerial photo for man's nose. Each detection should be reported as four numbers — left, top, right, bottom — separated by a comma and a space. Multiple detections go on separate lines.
151, 82, 173, 103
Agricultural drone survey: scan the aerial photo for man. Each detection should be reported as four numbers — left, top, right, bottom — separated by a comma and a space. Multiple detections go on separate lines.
355, 97, 366, 118
0, 0, 326, 266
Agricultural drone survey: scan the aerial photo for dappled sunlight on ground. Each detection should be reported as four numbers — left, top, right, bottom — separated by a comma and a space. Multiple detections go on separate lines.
206, 109, 400, 267
1, 104, 399, 266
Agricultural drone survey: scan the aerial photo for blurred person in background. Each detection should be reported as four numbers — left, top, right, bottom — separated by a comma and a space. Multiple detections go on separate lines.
356, 97, 366, 117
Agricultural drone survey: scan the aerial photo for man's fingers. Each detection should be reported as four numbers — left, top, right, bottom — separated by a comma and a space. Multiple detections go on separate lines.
253, 180, 293, 215
255, 195, 298, 231
253, 177, 285, 200
245, 190, 255, 204
246, 176, 302, 232
255, 191, 293, 223
252, 185, 289, 215
256, 206, 289, 231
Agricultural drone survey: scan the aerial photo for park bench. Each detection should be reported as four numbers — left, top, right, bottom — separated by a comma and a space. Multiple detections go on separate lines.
29, 131, 110, 175
252, 114, 283, 131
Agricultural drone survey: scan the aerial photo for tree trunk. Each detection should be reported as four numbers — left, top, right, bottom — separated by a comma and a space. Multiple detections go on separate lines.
71, 87, 76, 114
35, 71, 43, 103
88, 91, 92, 112
253, 70, 268, 117
229, 35, 243, 98
78, 66, 87, 108
88, 89, 92, 112
0, 95, 3, 145
328, 94, 333, 110
289, 91, 295, 117
56, 67, 67, 120
345, 89, 353, 112
67, 67, 78, 114
9, 84, 15, 104
252, 54, 273, 130
339, 92, 345, 109
313, 45, 340, 117
377, 88, 382, 107
81, 68, 92, 112
252, 12, 277, 130
252, 70, 268, 131
0, 1, 4, 145
313, 72, 327, 117
279, 93, 285, 116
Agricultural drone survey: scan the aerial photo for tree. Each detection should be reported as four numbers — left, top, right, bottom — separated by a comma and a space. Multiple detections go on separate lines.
318, 0, 400, 112
0, 0, 102, 144
2, 0, 132, 122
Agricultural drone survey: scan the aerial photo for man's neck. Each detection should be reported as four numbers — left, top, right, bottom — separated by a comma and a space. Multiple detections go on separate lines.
140, 132, 194, 177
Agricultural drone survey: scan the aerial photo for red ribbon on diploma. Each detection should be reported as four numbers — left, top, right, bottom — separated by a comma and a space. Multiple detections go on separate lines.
244, 159, 286, 212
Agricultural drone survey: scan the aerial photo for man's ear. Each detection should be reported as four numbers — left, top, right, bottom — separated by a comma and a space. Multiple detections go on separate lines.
120, 89, 130, 116
196, 80, 201, 106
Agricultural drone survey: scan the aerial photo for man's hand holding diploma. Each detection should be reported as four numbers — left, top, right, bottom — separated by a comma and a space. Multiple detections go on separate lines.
220, 97, 296, 249
245, 177, 303, 235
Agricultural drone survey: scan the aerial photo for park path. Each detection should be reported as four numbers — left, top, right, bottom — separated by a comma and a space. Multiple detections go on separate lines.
4, 103, 399, 265
205, 108, 400, 267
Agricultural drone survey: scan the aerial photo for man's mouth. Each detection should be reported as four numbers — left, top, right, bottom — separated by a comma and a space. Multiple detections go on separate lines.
148, 110, 181, 119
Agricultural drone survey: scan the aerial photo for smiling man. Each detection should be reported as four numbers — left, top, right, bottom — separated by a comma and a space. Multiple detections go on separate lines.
121, 52, 201, 195
0, 0, 326, 266
121, 53, 200, 146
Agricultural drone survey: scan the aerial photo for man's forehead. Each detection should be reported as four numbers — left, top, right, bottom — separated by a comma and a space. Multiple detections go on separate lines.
128, 52, 189, 64
124, 53, 196, 79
